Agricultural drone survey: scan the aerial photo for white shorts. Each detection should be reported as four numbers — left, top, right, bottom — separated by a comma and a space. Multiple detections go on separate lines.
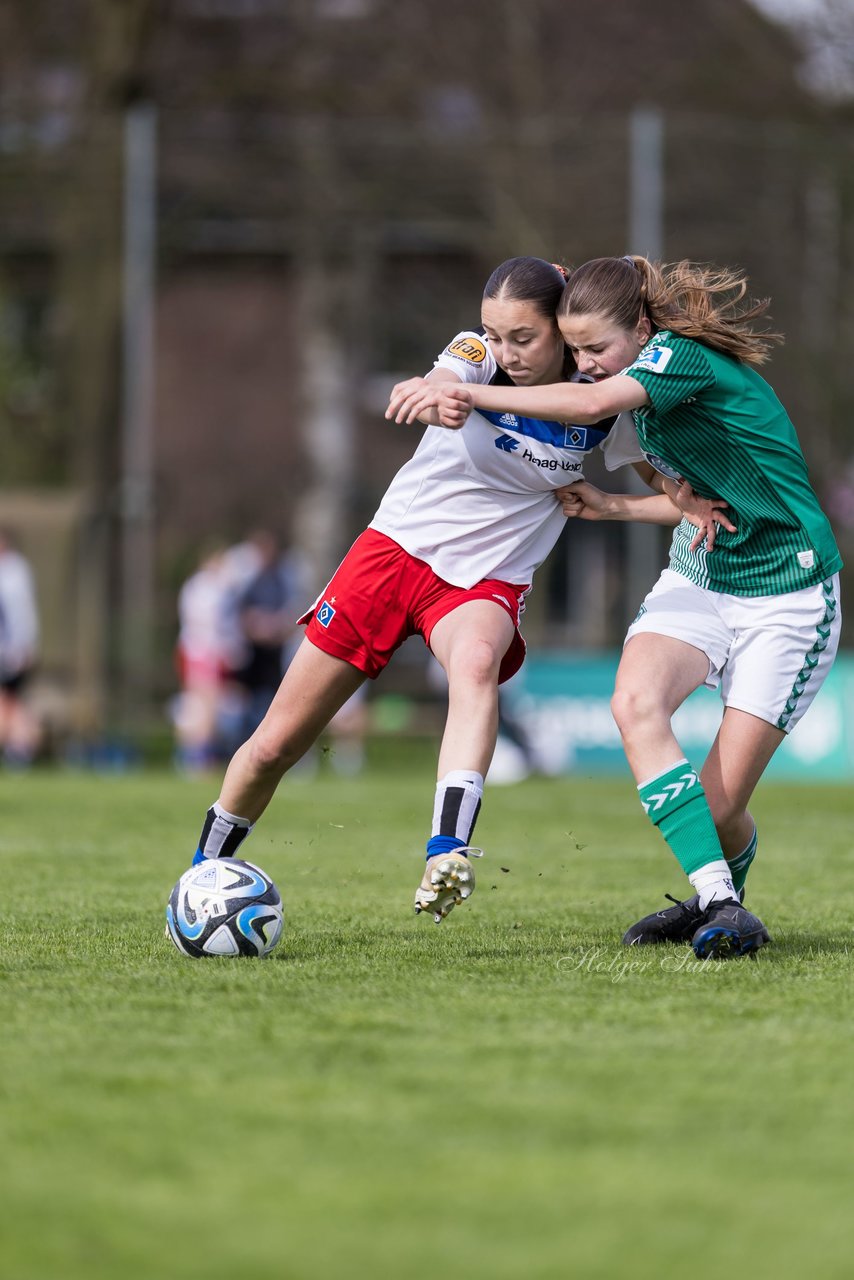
624, 569, 842, 733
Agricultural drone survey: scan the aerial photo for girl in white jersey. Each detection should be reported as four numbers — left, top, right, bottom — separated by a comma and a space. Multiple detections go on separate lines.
181, 257, 657, 927
390, 255, 842, 956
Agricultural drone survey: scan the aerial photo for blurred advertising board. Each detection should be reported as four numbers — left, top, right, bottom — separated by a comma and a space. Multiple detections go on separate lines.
504, 653, 854, 781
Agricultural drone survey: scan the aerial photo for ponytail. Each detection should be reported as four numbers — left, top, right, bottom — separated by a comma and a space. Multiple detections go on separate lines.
560, 255, 783, 366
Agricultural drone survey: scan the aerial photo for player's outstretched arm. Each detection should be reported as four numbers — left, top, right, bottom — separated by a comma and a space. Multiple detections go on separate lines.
558, 477, 736, 550
558, 480, 682, 526
385, 369, 463, 427
422, 373, 649, 425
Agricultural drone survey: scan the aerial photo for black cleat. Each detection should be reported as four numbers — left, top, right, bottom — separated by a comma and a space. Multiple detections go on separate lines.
691, 898, 770, 959
622, 893, 705, 946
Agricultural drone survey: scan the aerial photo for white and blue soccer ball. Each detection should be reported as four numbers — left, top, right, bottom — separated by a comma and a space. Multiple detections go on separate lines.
166, 857, 284, 958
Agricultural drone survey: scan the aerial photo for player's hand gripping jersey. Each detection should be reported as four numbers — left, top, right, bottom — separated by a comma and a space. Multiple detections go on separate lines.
623, 331, 842, 595
371, 330, 643, 588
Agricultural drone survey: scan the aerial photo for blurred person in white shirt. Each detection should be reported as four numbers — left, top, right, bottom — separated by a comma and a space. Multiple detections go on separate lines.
0, 527, 41, 766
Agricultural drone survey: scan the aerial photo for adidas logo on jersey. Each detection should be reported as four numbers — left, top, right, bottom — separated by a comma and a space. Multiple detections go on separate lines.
499, 413, 518, 427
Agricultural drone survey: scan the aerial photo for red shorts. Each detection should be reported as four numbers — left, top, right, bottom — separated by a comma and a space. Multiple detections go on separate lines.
298, 529, 528, 684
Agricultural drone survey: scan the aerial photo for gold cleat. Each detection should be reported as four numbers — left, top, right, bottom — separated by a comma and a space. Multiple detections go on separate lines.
414, 848, 484, 923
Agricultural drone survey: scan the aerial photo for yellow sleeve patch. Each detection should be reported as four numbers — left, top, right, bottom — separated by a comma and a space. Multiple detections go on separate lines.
446, 336, 487, 364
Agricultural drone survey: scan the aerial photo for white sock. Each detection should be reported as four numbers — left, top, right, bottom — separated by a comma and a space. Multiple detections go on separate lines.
689, 860, 738, 911
197, 801, 254, 859
431, 770, 484, 844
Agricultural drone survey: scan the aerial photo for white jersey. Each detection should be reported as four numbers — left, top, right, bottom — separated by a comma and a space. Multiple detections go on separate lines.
370, 330, 644, 588
0, 549, 39, 679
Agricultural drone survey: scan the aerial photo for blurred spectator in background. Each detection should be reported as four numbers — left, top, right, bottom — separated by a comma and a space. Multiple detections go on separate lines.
173, 542, 248, 772
174, 527, 371, 773
232, 530, 301, 743
231, 530, 368, 775
173, 531, 368, 774
0, 527, 41, 767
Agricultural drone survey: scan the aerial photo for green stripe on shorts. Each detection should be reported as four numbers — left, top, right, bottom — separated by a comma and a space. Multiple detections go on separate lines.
776, 579, 838, 731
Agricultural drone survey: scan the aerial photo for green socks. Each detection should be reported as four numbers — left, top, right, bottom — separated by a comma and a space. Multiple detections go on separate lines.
727, 826, 758, 895
638, 760, 723, 877
639, 762, 758, 902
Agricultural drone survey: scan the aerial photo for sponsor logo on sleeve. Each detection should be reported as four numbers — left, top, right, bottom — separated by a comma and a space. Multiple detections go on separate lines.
642, 450, 681, 480
632, 345, 673, 374
446, 336, 487, 364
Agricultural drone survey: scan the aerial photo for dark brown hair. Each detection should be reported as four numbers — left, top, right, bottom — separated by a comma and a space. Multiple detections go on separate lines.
483, 256, 569, 321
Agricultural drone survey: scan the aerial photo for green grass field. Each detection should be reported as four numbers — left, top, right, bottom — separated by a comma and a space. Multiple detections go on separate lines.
1, 763, 852, 1279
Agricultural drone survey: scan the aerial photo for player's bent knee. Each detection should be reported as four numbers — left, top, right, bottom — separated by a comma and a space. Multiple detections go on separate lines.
610, 683, 666, 736
448, 638, 503, 688
460, 657, 501, 688
245, 728, 305, 779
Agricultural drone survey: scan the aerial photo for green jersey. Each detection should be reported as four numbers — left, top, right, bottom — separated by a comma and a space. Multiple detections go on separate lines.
624, 331, 842, 595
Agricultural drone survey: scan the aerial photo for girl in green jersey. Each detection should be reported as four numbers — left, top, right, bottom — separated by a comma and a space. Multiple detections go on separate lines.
387, 255, 843, 959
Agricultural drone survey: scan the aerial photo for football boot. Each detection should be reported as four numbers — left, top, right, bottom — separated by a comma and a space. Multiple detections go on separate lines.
691, 898, 770, 959
622, 893, 706, 946
415, 847, 483, 923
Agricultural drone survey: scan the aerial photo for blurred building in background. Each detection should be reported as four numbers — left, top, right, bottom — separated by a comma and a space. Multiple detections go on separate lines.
1, 0, 853, 745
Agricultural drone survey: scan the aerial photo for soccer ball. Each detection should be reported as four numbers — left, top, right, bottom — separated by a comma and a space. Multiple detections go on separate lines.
166, 857, 284, 958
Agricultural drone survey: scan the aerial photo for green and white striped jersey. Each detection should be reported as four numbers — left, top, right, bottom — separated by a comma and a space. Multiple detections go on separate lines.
624, 331, 842, 595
